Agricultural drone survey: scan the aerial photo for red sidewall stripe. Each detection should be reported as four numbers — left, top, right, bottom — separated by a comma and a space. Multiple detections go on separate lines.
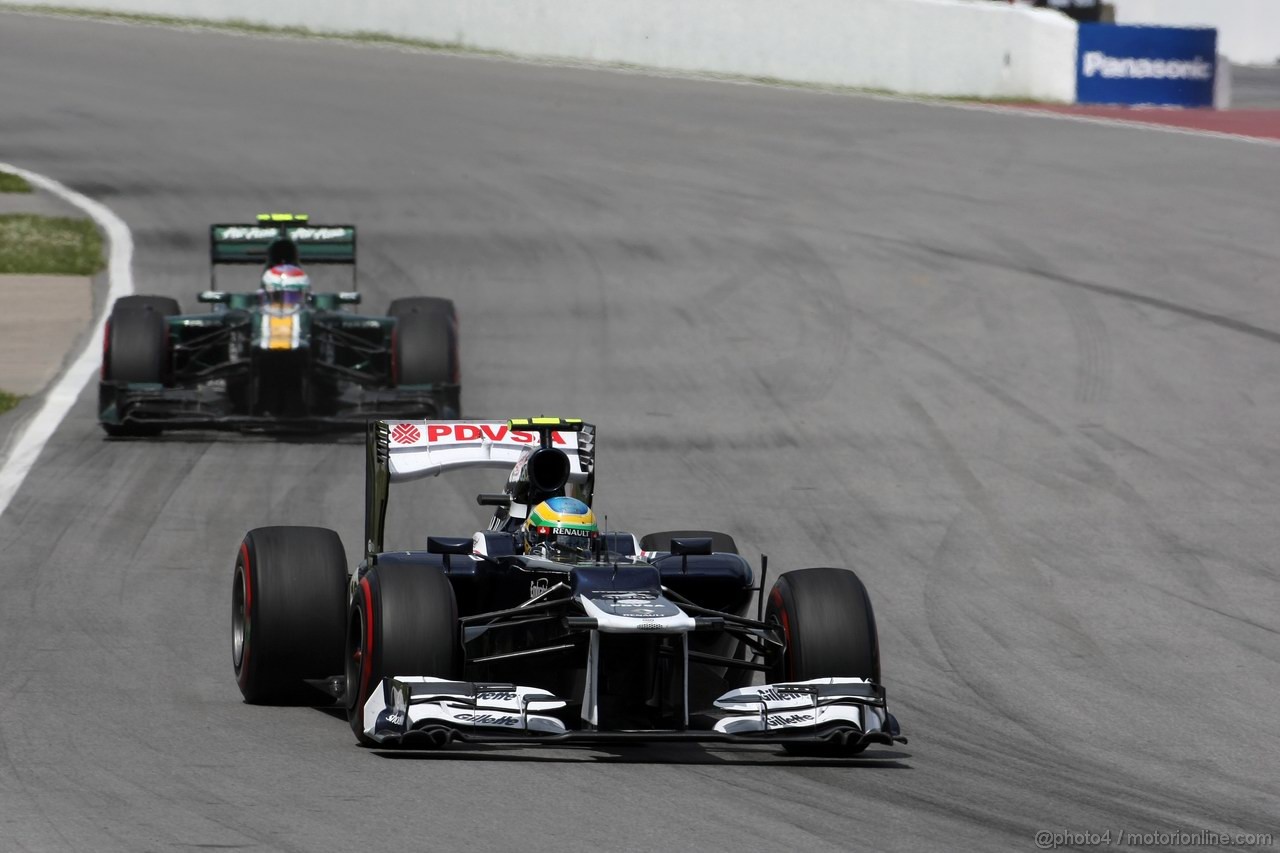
237, 541, 253, 687
358, 577, 375, 717
101, 319, 111, 380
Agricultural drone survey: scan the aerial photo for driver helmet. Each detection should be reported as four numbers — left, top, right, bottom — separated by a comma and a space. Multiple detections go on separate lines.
524, 496, 598, 561
260, 264, 311, 316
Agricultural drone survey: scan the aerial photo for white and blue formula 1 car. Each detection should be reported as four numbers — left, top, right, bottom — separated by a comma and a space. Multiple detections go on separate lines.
231, 417, 906, 755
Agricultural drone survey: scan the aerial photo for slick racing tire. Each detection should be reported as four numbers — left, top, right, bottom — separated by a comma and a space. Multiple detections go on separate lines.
104, 301, 170, 383
101, 295, 179, 437
347, 563, 459, 745
639, 530, 738, 555
111, 295, 181, 327
389, 296, 459, 391
233, 527, 347, 705
766, 568, 881, 756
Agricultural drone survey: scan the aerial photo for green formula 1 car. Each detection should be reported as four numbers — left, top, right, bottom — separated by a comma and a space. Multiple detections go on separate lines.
98, 214, 460, 435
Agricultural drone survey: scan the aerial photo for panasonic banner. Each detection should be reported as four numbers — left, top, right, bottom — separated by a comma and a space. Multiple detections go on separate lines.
1077, 25, 1217, 107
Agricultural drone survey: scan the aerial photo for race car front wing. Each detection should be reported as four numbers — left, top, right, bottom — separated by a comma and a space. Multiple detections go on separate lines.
99, 381, 459, 431
362, 676, 905, 750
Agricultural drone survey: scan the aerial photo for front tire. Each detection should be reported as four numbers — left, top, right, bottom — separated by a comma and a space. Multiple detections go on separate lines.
112, 294, 181, 317
766, 568, 881, 755
233, 527, 348, 704
389, 297, 459, 411
100, 295, 179, 436
346, 563, 459, 744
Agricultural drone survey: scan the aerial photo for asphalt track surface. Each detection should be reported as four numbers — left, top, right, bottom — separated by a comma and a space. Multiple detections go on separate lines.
2, 12, 1278, 853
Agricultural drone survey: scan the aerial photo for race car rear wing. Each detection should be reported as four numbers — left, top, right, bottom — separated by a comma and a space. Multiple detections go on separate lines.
364, 418, 595, 559
383, 419, 591, 482
209, 213, 357, 288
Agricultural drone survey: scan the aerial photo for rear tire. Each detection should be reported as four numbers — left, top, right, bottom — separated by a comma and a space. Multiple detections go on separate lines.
346, 563, 459, 744
766, 567, 880, 755
233, 527, 348, 705
639, 529, 738, 555
389, 297, 458, 398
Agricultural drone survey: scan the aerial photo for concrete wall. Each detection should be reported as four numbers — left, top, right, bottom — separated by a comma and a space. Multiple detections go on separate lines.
14, 0, 1080, 101
1115, 0, 1280, 65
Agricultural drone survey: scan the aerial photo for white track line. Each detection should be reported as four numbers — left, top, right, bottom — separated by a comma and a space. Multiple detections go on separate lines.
0, 162, 134, 517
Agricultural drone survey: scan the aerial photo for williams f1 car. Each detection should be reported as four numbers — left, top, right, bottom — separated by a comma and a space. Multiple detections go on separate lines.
99, 214, 460, 435
231, 417, 905, 754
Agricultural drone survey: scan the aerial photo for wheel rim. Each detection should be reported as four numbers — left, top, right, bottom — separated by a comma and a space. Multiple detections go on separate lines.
765, 602, 792, 682
232, 565, 247, 671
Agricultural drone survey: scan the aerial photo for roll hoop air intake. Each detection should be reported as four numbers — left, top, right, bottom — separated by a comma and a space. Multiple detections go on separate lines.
506, 417, 582, 506
526, 447, 570, 501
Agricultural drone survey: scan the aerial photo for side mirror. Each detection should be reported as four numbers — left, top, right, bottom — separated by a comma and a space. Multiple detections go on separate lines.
671, 537, 713, 556
336, 291, 361, 305
198, 290, 230, 304
427, 536, 472, 555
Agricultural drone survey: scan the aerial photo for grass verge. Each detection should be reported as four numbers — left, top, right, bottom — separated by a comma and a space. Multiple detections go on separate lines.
0, 390, 21, 416
0, 214, 105, 275
0, 170, 33, 193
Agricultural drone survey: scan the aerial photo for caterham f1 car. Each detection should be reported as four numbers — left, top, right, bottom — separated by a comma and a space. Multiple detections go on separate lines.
231, 417, 905, 754
99, 214, 460, 435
